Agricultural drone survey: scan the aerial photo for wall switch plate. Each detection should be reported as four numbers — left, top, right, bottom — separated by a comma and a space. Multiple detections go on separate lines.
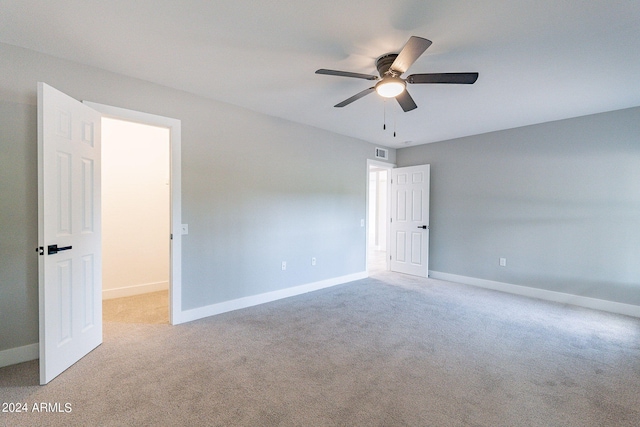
281, 261, 287, 271
360, 219, 365, 227
311, 257, 316, 266
499, 257, 507, 267
181, 224, 189, 235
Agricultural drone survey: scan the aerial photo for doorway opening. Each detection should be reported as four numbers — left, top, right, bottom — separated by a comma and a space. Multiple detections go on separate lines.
84, 100, 182, 325
366, 160, 393, 274
101, 118, 170, 324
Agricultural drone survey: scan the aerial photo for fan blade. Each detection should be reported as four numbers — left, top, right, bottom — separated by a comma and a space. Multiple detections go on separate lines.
316, 69, 378, 80
396, 90, 418, 112
390, 36, 432, 75
407, 72, 479, 84
334, 87, 376, 107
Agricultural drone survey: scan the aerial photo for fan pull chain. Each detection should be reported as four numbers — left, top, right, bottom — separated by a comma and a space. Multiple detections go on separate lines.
393, 108, 397, 137
383, 100, 386, 130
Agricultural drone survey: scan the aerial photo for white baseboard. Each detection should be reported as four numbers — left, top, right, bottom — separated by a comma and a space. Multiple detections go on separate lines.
102, 281, 169, 300
178, 271, 368, 324
429, 271, 640, 318
0, 343, 39, 368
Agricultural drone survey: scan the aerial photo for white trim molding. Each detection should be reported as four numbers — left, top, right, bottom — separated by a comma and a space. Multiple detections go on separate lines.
0, 343, 39, 368
178, 271, 368, 324
429, 271, 640, 318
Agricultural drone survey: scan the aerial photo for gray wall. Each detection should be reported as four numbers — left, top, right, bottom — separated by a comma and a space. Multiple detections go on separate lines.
397, 107, 640, 306
0, 43, 395, 352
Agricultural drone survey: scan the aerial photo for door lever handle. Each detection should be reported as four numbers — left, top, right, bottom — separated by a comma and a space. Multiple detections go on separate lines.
48, 244, 72, 255
417, 225, 428, 229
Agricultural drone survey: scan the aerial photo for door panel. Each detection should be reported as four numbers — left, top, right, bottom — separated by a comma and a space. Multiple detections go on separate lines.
390, 165, 430, 277
411, 232, 423, 264
396, 190, 407, 221
38, 82, 102, 385
396, 232, 406, 262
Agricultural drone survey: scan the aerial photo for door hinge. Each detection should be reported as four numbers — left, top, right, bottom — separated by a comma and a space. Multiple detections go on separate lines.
390, 255, 392, 260
36, 246, 44, 256
170, 233, 173, 240
390, 218, 393, 223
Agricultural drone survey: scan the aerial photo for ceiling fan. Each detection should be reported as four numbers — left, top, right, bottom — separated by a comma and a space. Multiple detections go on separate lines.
316, 36, 478, 112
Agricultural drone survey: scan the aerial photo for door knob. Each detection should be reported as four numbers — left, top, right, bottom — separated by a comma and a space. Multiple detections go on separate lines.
48, 244, 72, 255
417, 225, 428, 229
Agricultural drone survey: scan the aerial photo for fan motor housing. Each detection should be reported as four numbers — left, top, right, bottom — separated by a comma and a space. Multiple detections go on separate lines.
376, 54, 399, 77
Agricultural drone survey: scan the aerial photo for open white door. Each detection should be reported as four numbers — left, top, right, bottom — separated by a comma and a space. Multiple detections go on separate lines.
390, 164, 430, 277
37, 83, 102, 384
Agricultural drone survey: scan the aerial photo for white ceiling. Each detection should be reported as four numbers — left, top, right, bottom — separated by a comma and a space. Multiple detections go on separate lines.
2, 1, 640, 148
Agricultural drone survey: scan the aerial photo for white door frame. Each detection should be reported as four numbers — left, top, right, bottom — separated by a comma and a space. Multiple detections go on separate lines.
366, 159, 394, 273
83, 101, 182, 325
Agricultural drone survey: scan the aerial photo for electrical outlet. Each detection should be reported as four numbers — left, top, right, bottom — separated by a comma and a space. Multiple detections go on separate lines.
281, 261, 287, 271
311, 257, 316, 266
499, 258, 507, 267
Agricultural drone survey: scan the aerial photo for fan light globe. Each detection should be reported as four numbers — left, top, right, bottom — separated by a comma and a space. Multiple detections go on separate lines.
375, 78, 405, 98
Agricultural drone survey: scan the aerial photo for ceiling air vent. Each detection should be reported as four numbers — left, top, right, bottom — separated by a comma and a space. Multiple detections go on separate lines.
375, 147, 389, 160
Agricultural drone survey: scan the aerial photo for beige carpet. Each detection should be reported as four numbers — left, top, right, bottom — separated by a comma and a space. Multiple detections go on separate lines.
102, 290, 169, 324
1, 272, 639, 426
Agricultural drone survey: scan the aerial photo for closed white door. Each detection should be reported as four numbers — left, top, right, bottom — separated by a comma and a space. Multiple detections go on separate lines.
38, 83, 102, 384
390, 164, 430, 277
